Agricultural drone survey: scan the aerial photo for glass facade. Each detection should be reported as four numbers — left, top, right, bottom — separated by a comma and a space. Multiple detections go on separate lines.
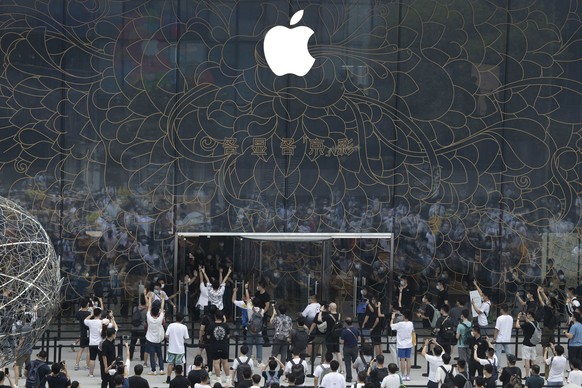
0, 1, 580, 312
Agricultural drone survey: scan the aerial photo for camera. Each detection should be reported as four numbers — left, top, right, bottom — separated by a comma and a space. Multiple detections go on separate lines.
122, 335, 129, 340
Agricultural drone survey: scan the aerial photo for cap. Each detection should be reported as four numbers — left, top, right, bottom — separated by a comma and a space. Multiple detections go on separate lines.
507, 354, 517, 364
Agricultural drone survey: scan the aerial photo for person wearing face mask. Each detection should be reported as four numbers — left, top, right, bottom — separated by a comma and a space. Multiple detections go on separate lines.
435, 281, 448, 310
397, 277, 415, 312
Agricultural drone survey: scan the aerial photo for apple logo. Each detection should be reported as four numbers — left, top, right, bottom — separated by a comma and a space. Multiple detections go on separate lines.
263, 10, 315, 76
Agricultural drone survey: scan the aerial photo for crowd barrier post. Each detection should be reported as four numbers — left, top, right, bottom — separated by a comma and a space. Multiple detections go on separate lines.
52, 336, 58, 363
514, 328, 522, 361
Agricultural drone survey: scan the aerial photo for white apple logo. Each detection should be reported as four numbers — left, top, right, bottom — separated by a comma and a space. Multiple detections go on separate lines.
263, 10, 315, 76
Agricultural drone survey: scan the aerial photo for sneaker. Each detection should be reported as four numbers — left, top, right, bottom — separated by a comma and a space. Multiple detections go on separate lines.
159, 371, 166, 375
74, 364, 79, 371
70, 343, 75, 352
148, 371, 157, 375
166, 377, 171, 384
88, 374, 94, 378
257, 363, 266, 369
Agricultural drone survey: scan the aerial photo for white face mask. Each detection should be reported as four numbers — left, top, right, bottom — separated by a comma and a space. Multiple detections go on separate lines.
400, 280, 405, 286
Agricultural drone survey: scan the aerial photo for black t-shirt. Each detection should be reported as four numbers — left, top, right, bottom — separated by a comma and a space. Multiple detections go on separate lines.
499, 366, 521, 388
46, 373, 70, 388
400, 285, 415, 309
453, 371, 469, 388
468, 336, 489, 359
437, 289, 449, 309
76, 309, 91, 337
521, 320, 536, 346
128, 375, 150, 388
169, 375, 190, 388
207, 321, 230, 343
237, 380, 252, 388
543, 305, 558, 329
423, 304, 435, 329
323, 312, 341, 339
484, 376, 496, 388
365, 305, 378, 329
187, 369, 206, 385
254, 290, 270, 309
101, 338, 116, 368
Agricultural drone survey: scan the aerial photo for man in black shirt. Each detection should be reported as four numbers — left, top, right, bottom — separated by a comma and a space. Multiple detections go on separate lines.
24, 350, 51, 388
499, 355, 522, 388
169, 365, 189, 388
398, 276, 415, 311
100, 328, 117, 388
128, 364, 150, 388
45, 363, 71, 388
468, 326, 489, 380
453, 359, 471, 388
254, 279, 271, 346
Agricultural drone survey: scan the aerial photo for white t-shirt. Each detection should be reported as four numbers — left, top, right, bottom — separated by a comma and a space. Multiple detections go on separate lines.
546, 355, 567, 382
425, 354, 444, 383
194, 384, 212, 388
302, 302, 321, 320
314, 363, 331, 382
146, 311, 165, 343
320, 371, 346, 388
568, 369, 582, 384
165, 322, 190, 354
207, 283, 226, 310
231, 356, 254, 382
284, 358, 309, 387
197, 282, 209, 309
390, 321, 414, 349
84, 318, 104, 346
478, 301, 491, 326
380, 374, 401, 388
495, 314, 514, 343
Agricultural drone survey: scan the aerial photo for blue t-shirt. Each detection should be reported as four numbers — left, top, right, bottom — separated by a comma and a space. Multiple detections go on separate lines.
569, 322, 582, 346
341, 327, 360, 348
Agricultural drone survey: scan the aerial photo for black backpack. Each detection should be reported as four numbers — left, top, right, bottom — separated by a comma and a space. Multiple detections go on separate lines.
440, 366, 455, 387
439, 316, 457, 345
235, 357, 252, 383
25, 360, 43, 388
290, 359, 305, 385
291, 328, 309, 354
368, 366, 388, 388
131, 308, 144, 328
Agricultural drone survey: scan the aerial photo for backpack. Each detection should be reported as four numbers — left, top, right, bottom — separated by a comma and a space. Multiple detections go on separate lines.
439, 316, 457, 345
235, 357, 252, 383
291, 328, 309, 354
248, 309, 264, 335
529, 322, 542, 345
131, 308, 144, 328
428, 304, 441, 328
456, 371, 473, 388
460, 322, 473, 344
488, 359, 498, 381
368, 367, 388, 388
290, 359, 305, 385
275, 315, 292, 341
440, 366, 455, 387
318, 365, 332, 387
317, 320, 328, 333
508, 369, 523, 388
331, 314, 343, 337
264, 371, 280, 388
25, 360, 42, 388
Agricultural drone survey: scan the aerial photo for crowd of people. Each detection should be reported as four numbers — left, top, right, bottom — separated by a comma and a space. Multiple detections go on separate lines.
32, 266, 581, 388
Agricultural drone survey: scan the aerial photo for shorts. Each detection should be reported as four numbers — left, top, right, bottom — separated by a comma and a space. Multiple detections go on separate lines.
522, 345, 536, 360
89, 345, 99, 360
167, 352, 185, 365
210, 344, 229, 360
15, 352, 31, 368
397, 347, 412, 359
326, 342, 340, 353
80, 337, 89, 348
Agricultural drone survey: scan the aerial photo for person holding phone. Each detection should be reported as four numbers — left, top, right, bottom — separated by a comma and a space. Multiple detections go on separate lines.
0, 369, 13, 388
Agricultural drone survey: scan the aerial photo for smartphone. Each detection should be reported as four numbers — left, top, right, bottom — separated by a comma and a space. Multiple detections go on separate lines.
4, 368, 8, 376
122, 335, 129, 340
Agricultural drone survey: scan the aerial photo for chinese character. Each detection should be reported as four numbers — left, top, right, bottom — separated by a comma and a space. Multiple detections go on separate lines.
308, 138, 325, 160
280, 138, 295, 156
335, 138, 355, 156
223, 137, 238, 155
252, 138, 267, 160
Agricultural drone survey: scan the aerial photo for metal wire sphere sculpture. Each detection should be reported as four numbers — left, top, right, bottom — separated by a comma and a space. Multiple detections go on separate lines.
0, 197, 61, 366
